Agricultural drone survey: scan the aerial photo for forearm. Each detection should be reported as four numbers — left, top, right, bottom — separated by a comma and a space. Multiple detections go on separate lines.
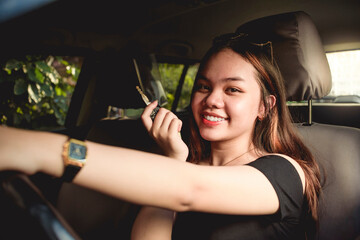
131, 206, 174, 240
0, 126, 191, 211
74, 141, 190, 210
0, 126, 65, 176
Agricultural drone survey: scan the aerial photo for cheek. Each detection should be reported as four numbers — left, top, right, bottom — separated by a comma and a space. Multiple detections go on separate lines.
228, 98, 261, 122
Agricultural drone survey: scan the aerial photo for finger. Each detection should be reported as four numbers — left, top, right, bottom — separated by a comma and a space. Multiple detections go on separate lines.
142, 100, 158, 117
160, 111, 178, 132
141, 100, 158, 131
151, 107, 168, 133
168, 118, 182, 137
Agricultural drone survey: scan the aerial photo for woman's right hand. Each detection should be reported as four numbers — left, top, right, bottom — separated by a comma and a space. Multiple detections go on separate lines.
141, 101, 189, 161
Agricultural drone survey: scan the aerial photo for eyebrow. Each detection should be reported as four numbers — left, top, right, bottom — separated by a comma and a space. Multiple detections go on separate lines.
197, 74, 246, 83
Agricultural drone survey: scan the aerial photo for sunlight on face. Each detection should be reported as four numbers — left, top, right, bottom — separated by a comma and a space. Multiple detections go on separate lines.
191, 49, 264, 144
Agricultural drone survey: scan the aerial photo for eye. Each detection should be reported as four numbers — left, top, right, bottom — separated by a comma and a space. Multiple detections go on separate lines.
226, 87, 243, 94
195, 83, 211, 92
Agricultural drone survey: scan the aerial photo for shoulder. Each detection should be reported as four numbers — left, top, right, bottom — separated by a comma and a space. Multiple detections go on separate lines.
274, 154, 305, 193
252, 154, 305, 193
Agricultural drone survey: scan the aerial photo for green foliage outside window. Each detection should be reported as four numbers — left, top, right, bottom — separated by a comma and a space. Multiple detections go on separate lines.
1, 57, 197, 129
158, 63, 198, 110
0, 55, 82, 130
177, 64, 198, 110
158, 63, 184, 109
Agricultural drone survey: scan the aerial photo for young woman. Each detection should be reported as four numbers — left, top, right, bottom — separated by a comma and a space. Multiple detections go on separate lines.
0, 33, 321, 240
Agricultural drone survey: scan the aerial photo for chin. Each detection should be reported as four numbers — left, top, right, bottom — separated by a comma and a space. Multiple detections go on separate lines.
199, 131, 223, 142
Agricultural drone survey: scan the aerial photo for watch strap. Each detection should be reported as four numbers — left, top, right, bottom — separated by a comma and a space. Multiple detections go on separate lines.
61, 165, 82, 182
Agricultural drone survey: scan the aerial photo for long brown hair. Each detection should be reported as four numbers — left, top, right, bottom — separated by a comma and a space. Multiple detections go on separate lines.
187, 33, 321, 223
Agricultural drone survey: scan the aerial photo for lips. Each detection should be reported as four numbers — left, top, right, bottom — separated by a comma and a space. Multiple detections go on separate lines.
203, 115, 226, 122
200, 113, 228, 126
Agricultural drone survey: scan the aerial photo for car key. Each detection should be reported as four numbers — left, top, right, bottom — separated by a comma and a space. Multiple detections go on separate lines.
136, 86, 160, 121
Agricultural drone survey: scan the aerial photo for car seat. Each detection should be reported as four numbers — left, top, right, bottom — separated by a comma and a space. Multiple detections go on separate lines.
237, 11, 360, 240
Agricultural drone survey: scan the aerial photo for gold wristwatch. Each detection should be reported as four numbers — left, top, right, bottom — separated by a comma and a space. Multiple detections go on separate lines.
61, 138, 87, 182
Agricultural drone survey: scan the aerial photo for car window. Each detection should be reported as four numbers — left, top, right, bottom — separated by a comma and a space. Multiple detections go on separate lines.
325, 49, 360, 101
105, 61, 199, 120
158, 63, 199, 111
287, 49, 360, 106
0, 55, 83, 130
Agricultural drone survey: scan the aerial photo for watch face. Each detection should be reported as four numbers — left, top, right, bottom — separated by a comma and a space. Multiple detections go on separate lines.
69, 141, 87, 163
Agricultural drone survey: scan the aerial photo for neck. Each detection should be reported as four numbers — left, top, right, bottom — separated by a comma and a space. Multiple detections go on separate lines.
210, 139, 257, 166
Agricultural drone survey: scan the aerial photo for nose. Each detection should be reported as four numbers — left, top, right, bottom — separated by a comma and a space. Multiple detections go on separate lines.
204, 89, 224, 108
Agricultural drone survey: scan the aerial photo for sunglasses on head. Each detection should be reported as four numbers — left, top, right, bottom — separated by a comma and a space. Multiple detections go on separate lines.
213, 32, 274, 63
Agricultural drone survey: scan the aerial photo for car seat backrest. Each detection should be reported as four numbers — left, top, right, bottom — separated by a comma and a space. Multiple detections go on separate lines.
297, 123, 360, 240
237, 11, 360, 240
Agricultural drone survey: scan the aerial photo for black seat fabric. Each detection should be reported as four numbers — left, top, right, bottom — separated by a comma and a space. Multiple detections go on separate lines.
237, 11, 360, 240
297, 123, 360, 240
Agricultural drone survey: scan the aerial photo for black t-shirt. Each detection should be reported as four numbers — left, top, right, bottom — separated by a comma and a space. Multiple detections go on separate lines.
172, 155, 309, 240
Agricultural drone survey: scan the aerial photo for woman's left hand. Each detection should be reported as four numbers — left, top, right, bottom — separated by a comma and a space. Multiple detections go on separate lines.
141, 101, 189, 161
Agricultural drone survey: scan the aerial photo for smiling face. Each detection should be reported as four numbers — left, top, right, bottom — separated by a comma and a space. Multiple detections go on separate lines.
191, 48, 264, 145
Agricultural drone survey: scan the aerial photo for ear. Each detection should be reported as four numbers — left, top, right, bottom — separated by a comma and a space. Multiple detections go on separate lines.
258, 95, 276, 120
267, 95, 276, 109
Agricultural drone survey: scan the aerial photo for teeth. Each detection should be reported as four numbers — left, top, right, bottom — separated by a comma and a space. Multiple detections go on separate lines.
204, 115, 225, 122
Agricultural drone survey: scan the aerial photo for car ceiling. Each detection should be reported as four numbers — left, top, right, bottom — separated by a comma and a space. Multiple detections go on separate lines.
0, 0, 359, 60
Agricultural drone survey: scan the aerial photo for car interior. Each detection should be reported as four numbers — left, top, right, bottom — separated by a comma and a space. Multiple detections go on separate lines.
0, 0, 359, 239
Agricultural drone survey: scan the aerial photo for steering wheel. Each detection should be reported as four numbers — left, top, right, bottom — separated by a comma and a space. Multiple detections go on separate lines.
0, 171, 81, 240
